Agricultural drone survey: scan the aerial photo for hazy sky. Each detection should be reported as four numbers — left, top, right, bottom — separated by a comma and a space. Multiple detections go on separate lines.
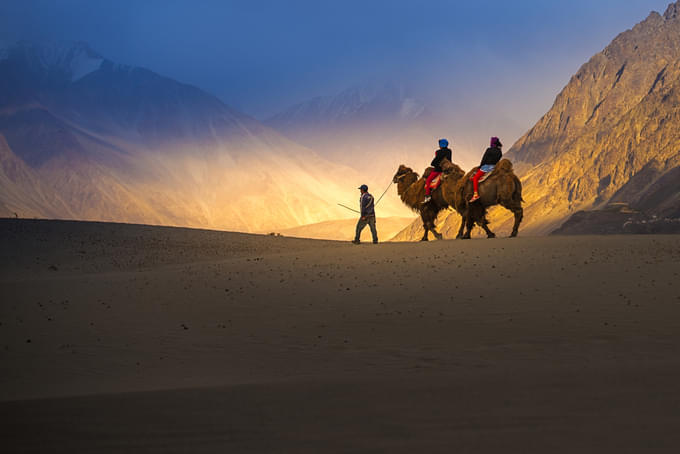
0, 0, 671, 136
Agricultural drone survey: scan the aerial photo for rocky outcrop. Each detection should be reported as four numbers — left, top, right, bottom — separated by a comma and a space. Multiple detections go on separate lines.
551, 203, 680, 235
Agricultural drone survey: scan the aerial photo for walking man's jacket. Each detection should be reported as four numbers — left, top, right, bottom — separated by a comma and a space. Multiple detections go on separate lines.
360, 192, 375, 217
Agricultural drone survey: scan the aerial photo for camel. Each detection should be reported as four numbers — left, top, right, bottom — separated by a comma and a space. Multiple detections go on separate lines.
457, 158, 524, 238
393, 159, 491, 241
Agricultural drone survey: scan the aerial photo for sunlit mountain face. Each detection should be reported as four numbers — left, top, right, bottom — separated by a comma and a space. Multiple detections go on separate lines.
395, 1, 680, 240
0, 41, 414, 232
506, 1, 680, 234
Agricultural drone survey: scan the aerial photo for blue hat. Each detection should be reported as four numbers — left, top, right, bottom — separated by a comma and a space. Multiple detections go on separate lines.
358, 184, 368, 191
439, 138, 449, 148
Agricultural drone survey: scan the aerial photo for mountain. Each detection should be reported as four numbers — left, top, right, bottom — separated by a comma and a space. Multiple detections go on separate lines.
506, 1, 680, 234
264, 82, 477, 188
266, 82, 427, 134
0, 41, 407, 232
394, 1, 680, 240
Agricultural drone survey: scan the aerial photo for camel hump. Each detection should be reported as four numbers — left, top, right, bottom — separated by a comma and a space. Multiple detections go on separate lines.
440, 158, 463, 175
496, 158, 513, 173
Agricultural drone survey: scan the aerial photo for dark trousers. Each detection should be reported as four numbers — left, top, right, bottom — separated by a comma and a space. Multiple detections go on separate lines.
355, 215, 378, 243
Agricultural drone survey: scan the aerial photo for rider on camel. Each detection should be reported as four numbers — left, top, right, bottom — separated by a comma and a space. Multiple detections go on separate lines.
470, 137, 503, 203
423, 139, 452, 204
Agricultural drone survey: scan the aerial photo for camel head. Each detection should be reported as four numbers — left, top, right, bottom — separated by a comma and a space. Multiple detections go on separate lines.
393, 165, 416, 183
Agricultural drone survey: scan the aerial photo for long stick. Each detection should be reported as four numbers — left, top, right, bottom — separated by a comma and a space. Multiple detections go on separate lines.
374, 181, 393, 207
338, 180, 393, 215
337, 203, 361, 214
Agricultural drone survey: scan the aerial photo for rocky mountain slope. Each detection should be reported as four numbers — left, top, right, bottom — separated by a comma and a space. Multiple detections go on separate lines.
394, 1, 680, 240
0, 42, 409, 232
508, 1, 680, 234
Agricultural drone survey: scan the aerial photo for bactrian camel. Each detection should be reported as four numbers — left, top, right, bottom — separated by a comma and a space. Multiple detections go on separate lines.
393, 158, 523, 240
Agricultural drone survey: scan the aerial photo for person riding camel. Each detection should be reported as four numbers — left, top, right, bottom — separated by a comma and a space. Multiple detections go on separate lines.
423, 139, 452, 204
469, 136, 503, 203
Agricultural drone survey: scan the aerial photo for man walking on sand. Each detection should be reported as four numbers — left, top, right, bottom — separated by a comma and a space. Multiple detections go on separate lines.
352, 184, 378, 244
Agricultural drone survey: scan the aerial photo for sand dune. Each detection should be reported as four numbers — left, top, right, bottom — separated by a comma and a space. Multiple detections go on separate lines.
1, 218, 680, 452
274, 216, 416, 241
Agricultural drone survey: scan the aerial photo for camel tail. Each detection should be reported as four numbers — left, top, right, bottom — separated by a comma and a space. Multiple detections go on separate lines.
517, 181, 524, 202
514, 176, 524, 204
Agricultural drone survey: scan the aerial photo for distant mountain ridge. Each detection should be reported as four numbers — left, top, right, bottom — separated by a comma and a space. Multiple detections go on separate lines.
394, 1, 680, 240
264, 82, 466, 200
0, 41, 410, 232
266, 82, 428, 132
0, 41, 104, 83
1, 41, 256, 145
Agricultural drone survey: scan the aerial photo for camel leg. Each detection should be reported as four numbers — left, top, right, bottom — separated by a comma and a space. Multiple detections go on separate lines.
510, 206, 523, 238
480, 218, 496, 239
431, 227, 443, 240
422, 217, 432, 241
420, 210, 440, 241
456, 215, 466, 239
462, 213, 474, 239
425, 217, 442, 240
417, 212, 429, 241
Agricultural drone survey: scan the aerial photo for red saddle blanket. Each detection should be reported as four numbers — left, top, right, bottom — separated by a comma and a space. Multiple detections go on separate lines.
426, 173, 442, 190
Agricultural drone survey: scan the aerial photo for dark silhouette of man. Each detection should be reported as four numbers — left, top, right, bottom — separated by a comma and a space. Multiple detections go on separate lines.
352, 184, 378, 244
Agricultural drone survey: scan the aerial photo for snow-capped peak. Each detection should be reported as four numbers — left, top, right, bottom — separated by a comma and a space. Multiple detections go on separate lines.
266, 81, 426, 128
8, 41, 104, 81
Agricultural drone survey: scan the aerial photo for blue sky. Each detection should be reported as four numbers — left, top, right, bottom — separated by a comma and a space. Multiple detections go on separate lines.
0, 0, 670, 132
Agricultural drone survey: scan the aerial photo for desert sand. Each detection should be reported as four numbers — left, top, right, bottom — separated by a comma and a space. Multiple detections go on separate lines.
274, 216, 416, 241
1, 218, 680, 453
